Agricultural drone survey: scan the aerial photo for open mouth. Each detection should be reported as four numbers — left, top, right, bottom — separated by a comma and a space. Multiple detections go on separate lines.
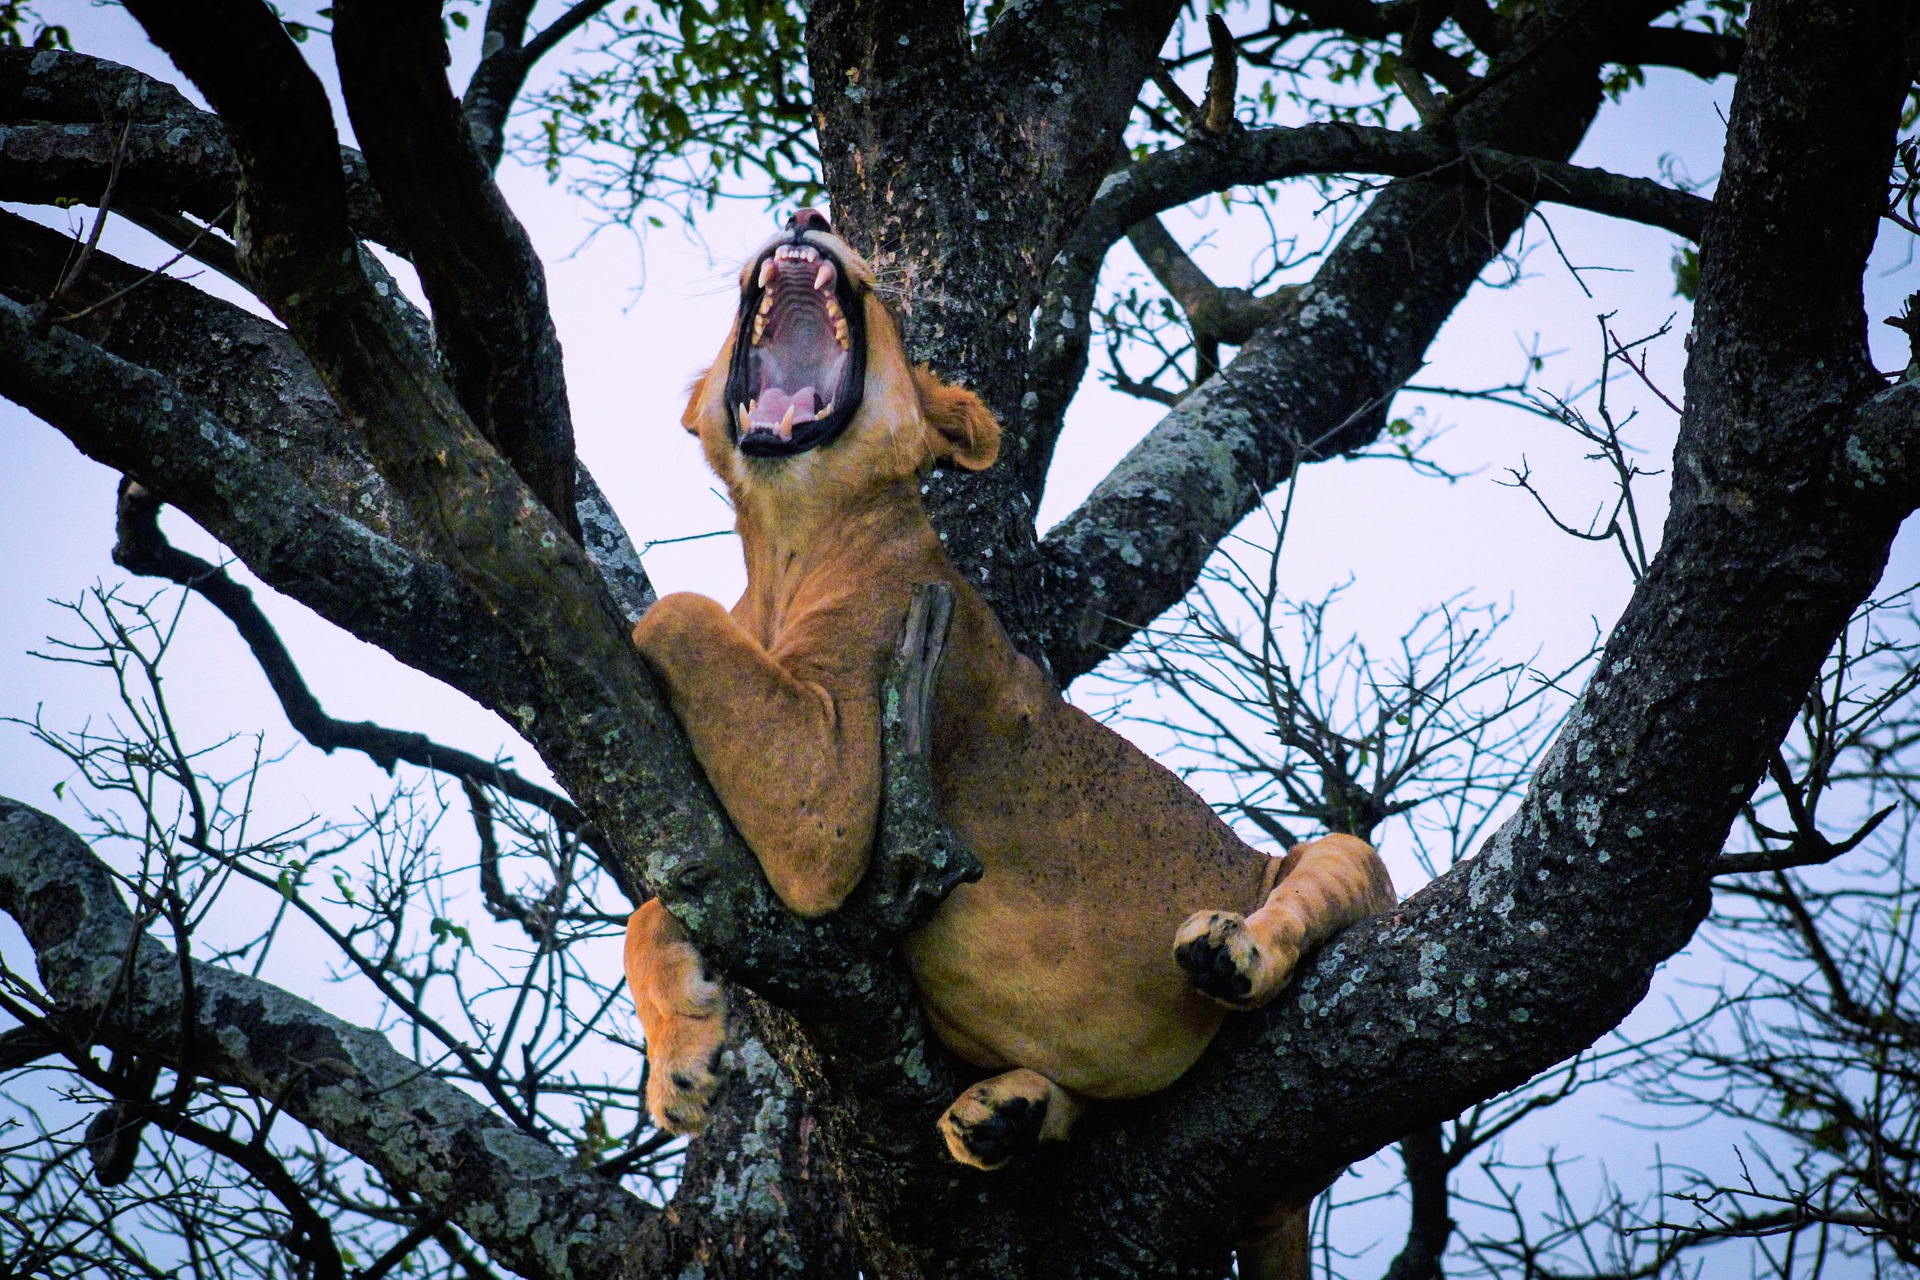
725, 237, 867, 457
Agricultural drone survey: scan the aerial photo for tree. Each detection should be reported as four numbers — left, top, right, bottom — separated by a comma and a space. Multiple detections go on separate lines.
0, 0, 1916, 1276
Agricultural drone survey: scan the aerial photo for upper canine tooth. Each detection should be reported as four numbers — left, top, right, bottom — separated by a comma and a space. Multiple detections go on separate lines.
814, 263, 832, 291
758, 258, 776, 287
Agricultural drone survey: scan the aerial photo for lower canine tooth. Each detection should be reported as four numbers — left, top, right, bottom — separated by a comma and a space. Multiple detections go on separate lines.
778, 404, 796, 438
737, 403, 751, 431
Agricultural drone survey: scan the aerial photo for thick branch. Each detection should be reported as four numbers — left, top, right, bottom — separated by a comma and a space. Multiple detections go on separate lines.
1604, 25, 1745, 79
1382, 1124, 1455, 1280
0, 796, 657, 1280
0, 48, 405, 256
116, 7, 978, 1244
334, 0, 579, 533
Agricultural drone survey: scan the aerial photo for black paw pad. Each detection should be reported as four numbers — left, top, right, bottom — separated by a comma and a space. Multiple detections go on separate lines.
1176, 931, 1255, 1004
952, 1095, 1046, 1167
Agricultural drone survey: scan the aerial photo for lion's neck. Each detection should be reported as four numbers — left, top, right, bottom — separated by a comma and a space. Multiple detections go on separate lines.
732, 478, 946, 638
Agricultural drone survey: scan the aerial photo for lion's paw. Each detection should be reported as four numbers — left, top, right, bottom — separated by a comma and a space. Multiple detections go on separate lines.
644, 1015, 727, 1136
1174, 910, 1299, 1009
939, 1084, 1047, 1171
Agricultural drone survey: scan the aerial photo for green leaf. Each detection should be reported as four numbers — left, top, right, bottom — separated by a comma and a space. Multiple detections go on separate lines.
1671, 246, 1700, 301
431, 916, 473, 948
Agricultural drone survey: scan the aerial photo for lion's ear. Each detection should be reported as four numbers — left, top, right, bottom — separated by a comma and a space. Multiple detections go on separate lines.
912, 364, 1001, 471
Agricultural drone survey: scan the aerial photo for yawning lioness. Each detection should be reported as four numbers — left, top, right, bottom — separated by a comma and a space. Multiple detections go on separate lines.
625, 209, 1394, 1187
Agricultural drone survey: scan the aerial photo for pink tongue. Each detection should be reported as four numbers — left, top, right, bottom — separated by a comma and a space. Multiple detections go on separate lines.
749, 385, 818, 438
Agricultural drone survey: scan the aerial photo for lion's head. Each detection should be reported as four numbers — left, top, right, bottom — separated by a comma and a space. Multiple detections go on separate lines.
681, 209, 1000, 502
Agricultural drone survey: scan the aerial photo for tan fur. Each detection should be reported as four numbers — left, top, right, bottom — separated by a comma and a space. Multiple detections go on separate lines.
624, 899, 726, 1132
625, 224, 1396, 1158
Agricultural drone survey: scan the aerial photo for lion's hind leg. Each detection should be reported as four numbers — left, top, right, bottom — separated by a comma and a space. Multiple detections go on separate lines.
1176, 833, 1394, 1009
625, 900, 729, 1134
939, 1069, 1085, 1171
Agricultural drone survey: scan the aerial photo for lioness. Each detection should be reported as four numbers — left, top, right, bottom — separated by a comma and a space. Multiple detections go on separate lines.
625, 209, 1394, 1181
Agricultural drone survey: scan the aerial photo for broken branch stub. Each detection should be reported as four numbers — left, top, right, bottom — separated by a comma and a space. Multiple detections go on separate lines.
838, 582, 983, 944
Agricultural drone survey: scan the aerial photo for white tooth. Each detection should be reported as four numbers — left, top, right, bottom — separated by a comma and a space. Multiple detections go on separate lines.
737, 403, 751, 430
817, 400, 834, 418
814, 263, 832, 291
804, 246, 818, 261
758, 258, 776, 287
778, 404, 796, 438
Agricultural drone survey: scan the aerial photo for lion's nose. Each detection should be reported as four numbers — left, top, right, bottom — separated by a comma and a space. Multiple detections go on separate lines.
787, 207, 831, 235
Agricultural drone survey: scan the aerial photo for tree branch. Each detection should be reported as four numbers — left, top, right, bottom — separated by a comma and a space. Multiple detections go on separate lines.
1127, 214, 1301, 350
462, 0, 613, 172
1603, 25, 1745, 79
1027, 7, 1708, 683
1038, 3, 1918, 1271
109, 15, 984, 1266
334, 0, 579, 534
0, 796, 658, 1280
109, 480, 599, 849
1026, 124, 1710, 504
0, 48, 406, 257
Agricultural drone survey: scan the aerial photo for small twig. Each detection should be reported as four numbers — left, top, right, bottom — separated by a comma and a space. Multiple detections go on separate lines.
36, 113, 133, 333
54, 206, 233, 325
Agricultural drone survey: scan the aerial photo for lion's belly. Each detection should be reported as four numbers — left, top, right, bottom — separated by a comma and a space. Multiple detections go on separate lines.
903, 889, 1227, 1097
904, 685, 1269, 1099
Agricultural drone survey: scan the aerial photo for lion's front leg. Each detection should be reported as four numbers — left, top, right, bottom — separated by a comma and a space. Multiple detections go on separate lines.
625, 899, 728, 1133
1175, 833, 1395, 1009
633, 591, 880, 916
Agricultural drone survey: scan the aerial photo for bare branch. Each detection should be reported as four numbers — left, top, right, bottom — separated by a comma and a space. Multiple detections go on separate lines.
108, 480, 600, 853
0, 796, 659, 1280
